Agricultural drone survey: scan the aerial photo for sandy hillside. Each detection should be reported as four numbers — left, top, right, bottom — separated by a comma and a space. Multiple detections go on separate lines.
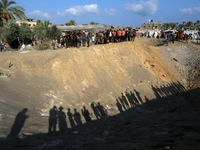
0, 38, 199, 149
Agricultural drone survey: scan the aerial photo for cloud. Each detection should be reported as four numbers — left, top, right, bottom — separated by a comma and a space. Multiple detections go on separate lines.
179, 7, 200, 15
28, 10, 50, 18
104, 9, 116, 15
124, 0, 158, 16
57, 4, 98, 16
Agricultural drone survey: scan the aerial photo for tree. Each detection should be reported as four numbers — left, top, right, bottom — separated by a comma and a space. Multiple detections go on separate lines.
19, 23, 33, 44
69, 19, 76, 25
0, 0, 26, 21
65, 20, 76, 26
3, 21, 32, 48
46, 24, 61, 39
33, 20, 50, 39
90, 22, 95, 25
186, 21, 193, 27
162, 23, 170, 30
90, 22, 99, 25
65, 22, 71, 26
169, 22, 177, 29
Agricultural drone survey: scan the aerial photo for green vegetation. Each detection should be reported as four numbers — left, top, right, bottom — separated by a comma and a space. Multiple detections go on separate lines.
162, 20, 200, 31
90, 22, 99, 25
0, 0, 26, 20
2, 19, 33, 48
65, 20, 76, 26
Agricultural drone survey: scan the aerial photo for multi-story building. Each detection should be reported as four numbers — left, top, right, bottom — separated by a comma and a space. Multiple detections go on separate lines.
16, 18, 37, 27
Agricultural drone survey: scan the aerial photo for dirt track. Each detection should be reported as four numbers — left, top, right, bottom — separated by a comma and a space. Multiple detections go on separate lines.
0, 38, 199, 149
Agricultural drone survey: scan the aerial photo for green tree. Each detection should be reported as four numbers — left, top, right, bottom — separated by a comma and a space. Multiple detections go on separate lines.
46, 24, 61, 39
3, 21, 32, 48
69, 19, 76, 25
0, 0, 26, 21
186, 21, 193, 27
65, 22, 71, 26
19, 23, 33, 44
90, 22, 95, 25
169, 22, 177, 29
162, 23, 170, 30
33, 20, 50, 39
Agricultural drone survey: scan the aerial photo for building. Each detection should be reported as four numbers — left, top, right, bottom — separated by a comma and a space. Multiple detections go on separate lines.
141, 21, 162, 30
16, 18, 37, 28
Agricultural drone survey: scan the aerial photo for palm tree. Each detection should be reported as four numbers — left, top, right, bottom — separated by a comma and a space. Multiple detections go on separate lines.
0, 0, 26, 21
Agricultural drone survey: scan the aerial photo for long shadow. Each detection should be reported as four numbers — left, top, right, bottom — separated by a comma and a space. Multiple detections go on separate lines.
115, 81, 187, 113
96, 102, 108, 118
67, 108, 76, 128
58, 106, 67, 131
90, 102, 101, 119
2, 81, 199, 149
6, 108, 29, 140
81, 106, 91, 123
191, 40, 200, 45
156, 40, 167, 46
73, 108, 82, 126
48, 106, 58, 133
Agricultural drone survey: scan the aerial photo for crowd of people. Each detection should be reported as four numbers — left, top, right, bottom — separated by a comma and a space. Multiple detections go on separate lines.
51, 29, 137, 49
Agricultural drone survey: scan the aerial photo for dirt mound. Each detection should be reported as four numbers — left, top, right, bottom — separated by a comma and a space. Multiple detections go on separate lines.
0, 38, 199, 149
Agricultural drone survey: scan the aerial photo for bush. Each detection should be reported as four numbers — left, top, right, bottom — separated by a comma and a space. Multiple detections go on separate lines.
35, 40, 51, 50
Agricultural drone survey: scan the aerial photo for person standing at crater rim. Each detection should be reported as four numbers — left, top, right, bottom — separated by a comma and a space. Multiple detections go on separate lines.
132, 29, 136, 42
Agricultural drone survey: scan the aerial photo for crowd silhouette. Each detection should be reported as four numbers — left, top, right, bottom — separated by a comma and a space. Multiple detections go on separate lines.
5, 81, 187, 139
115, 81, 186, 112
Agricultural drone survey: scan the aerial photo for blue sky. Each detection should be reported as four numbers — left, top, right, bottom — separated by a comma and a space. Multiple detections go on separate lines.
15, 0, 200, 27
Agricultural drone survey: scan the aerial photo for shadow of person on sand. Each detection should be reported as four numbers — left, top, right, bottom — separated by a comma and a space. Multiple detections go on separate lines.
58, 106, 67, 132
90, 102, 101, 119
96, 102, 108, 118
67, 108, 76, 128
81, 106, 91, 123
116, 99, 123, 113
6, 108, 29, 140
48, 106, 58, 133
73, 108, 82, 126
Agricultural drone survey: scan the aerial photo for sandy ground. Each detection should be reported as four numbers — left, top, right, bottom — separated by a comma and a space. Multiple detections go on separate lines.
0, 38, 199, 149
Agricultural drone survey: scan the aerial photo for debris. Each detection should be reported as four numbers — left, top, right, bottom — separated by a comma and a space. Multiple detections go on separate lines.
165, 146, 170, 149
173, 58, 178, 62
0, 73, 9, 78
38, 139, 63, 149
23, 132, 34, 136
71, 131, 79, 135
103, 131, 110, 137
20, 44, 26, 50
9, 62, 13, 68
82, 86, 86, 91
136, 107, 145, 113
182, 79, 186, 83
20, 50, 30, 54
163, 75, 167, 77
